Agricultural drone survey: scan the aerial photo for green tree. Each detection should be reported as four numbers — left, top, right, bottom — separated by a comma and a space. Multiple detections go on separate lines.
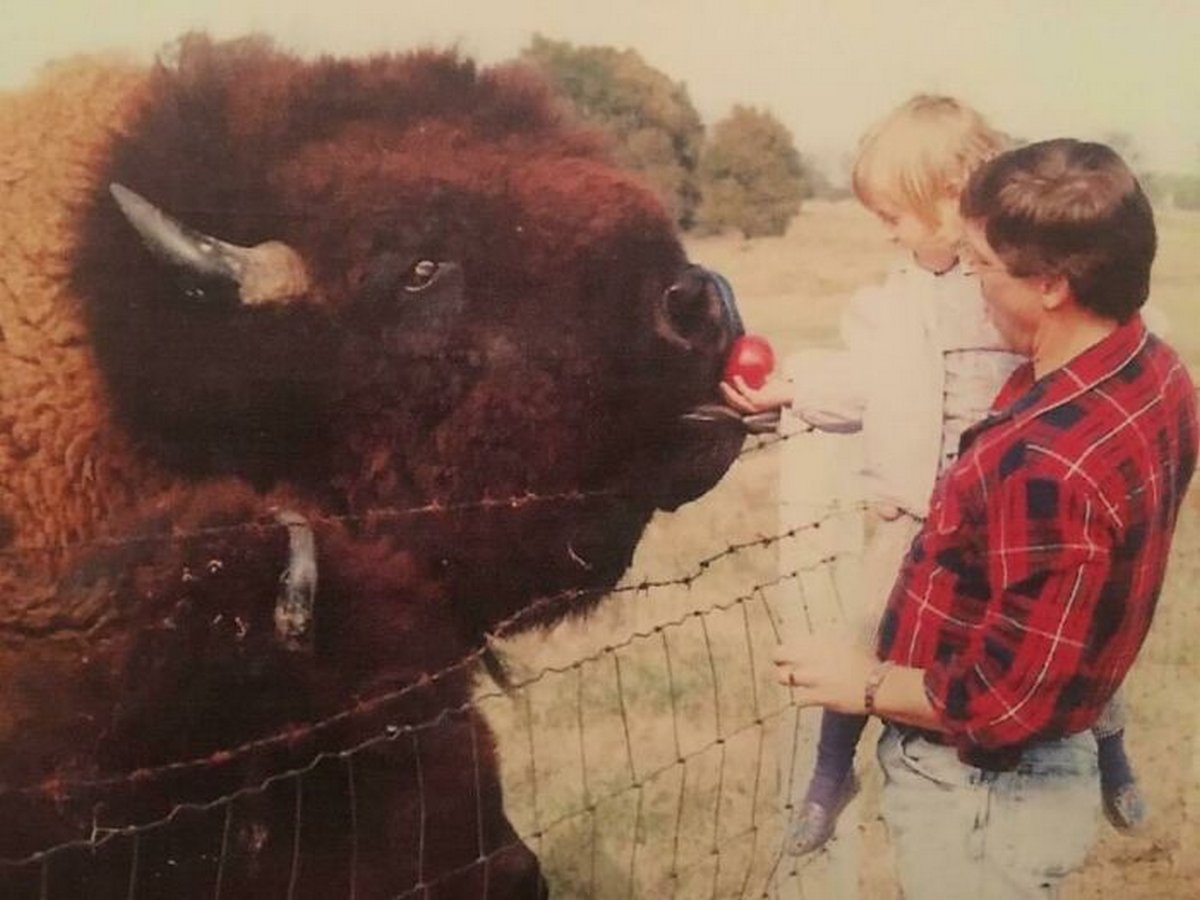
521, 35, 705, 226
695, 105, 806, 238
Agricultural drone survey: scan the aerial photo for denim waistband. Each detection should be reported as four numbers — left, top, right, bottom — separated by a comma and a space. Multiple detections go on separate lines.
884, 723, 1093, 773
888, 723, 949, 745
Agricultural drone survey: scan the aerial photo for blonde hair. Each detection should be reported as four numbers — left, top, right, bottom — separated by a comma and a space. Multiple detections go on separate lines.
852, 95, 1007, 226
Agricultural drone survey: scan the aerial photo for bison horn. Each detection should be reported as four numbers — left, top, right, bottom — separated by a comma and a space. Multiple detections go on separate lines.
109, 183, 310, 305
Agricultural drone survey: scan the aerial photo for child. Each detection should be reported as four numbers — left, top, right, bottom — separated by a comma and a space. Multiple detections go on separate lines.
721, 95, 1145, 855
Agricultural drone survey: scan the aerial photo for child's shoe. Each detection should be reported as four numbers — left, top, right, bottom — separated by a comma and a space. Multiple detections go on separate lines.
1103, 781, 1147, 832
786, 773, 860, 856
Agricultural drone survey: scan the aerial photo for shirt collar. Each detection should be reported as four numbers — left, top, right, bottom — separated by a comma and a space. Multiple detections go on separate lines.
961, 314, 1149, 449
894, 256, 963, 279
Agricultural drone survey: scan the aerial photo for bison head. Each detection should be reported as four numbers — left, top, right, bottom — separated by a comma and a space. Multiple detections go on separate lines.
0, 36, 759, 896
71, 36, 747, 632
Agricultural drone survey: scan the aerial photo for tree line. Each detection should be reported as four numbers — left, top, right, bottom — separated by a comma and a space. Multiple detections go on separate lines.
1101, 132, 1200, 212
521, 35, 818, 238
521, 38, 1200, 238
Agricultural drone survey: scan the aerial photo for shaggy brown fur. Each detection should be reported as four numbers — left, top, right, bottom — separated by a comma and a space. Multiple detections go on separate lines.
0, 58, 172, 584
0, 35, 744, 898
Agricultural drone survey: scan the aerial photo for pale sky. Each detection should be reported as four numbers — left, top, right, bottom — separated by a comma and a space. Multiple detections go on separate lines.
6, 1, 1199, 178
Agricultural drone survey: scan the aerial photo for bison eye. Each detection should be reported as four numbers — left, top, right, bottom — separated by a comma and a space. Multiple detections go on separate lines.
358, 254, 459, 308
403, 259, 440, 293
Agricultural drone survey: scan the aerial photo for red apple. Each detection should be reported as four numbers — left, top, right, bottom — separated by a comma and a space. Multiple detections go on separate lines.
724, 334, 776, 390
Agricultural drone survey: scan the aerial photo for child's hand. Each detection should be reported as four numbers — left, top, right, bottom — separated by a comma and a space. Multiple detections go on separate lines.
720, 373, 793, 414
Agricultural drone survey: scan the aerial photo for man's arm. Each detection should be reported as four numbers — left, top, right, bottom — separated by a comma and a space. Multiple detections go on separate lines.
772, 635, 945, 732
720, 282, 894, 428
775, 472, 1118, 748
871, 665, 945, 731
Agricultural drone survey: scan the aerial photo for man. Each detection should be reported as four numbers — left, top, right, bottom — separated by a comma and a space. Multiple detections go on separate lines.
774, 139, 1198, 898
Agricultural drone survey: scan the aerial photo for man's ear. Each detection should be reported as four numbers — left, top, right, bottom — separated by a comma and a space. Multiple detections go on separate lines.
1039, 274, 1073, 311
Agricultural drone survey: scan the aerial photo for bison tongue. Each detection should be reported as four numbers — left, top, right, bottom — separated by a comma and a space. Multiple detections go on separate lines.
681, 403, 780, 435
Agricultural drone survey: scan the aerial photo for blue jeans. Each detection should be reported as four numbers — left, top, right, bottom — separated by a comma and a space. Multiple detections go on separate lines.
878, 725, 1100, 899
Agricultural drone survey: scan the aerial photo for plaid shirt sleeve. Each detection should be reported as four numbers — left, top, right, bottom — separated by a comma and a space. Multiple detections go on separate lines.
922, 466, 1117, 750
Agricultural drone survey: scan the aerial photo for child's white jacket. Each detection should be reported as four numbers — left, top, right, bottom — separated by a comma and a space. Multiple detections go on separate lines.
783, 261, 1019, 517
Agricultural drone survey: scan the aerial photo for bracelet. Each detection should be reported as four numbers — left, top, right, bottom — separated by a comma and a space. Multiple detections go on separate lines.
864, 660, 894, 716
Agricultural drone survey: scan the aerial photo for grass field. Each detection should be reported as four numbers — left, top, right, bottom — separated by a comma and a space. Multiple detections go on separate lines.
483, 201, 1200, 899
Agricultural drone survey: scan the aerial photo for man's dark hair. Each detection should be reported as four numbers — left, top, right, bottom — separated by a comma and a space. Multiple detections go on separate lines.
961, 138, 1156, 322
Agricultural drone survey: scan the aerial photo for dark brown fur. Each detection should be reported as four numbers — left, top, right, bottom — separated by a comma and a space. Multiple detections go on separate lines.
0, 35, 743, 898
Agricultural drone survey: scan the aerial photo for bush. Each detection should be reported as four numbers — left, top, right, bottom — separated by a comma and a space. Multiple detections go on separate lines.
522, 35, 705, 227
695, 105, 805, 238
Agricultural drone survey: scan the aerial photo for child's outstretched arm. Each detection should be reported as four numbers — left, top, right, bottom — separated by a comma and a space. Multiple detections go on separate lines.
721, 349, 868, 433
720, 373, 795, 414
720, 278, 896, 432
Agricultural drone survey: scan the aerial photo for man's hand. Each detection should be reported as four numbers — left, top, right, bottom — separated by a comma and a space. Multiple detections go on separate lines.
772, 630, 876, 715
720, 373, 794, 415
774, 630, 947, 731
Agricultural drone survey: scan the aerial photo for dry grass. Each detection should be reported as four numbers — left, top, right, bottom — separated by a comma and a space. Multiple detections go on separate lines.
483, 201, 1200, 899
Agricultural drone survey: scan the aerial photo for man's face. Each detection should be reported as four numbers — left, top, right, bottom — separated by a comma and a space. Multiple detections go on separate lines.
961, 221, 1045, 356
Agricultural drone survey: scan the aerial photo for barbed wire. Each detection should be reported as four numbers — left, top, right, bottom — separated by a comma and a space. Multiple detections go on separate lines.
0, 507, 847, 811
2, 480, 863, 809
0, 488, 616, 562
0, 423, 818, 563
2, 422, 1197, 898
4, 566, 1196, 896
395, 634, 804, 899
0, 534, 843, 870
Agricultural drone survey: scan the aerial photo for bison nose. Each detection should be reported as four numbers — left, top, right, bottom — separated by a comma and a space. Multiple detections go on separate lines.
657, 265, 745, 352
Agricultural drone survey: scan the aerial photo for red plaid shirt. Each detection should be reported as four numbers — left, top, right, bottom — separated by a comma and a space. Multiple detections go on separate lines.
878, 316, 1198, 768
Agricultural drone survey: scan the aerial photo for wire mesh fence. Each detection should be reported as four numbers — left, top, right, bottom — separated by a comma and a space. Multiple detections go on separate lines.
1, 424, 1197, 898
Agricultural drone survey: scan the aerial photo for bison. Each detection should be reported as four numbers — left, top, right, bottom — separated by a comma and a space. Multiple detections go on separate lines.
0, 34, 751, 899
